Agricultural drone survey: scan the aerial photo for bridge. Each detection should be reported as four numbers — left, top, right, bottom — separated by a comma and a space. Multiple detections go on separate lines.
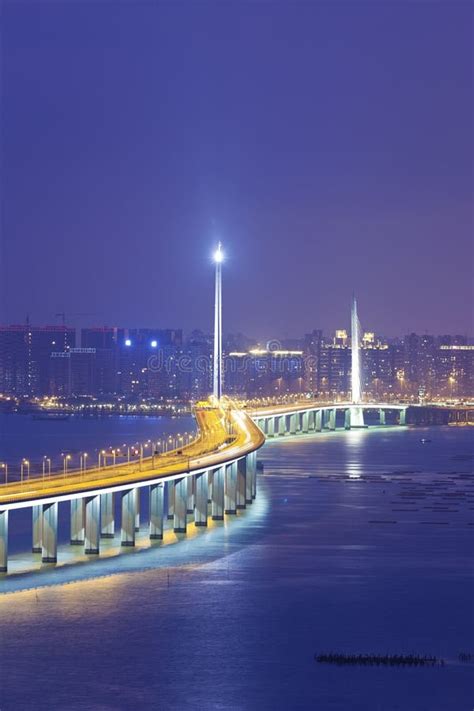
0, 402, 264, 573
250, 400, 407, 436
0, 252, 469, 577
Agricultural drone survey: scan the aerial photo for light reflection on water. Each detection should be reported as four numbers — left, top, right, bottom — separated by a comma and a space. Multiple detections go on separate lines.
0, 421, 473, 710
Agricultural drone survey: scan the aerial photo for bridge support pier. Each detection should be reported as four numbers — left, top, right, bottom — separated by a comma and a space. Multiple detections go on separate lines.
166, 481, 174, 520
350, 406, 365, 428
379, 409, 386, 426
289, 414, 297, 435
187, 476, 194, 514
267, 418, 275, 437
278, 416, 286, 436
212, 467, 225, 521
149, 483, 164, 540
32, 504, 42, 553
315, 410, 322, 431
70, 498, 85, 545
173, 477, 187, 533
237, 458, 247, 509
100, 493, 114, 538
225, 461, 237, 514
194, 471, 208, 526
0, 510, 8, 572
121, 488, 136, 547
246, 452, 256, 503
208, 470, 213, 504
41, 502, 58, 563
344, 409, 351, 430
134, 488, 140, 531
399, 409, 406, 425
252, 455, 257, 499
302, 412, 309, 433
84, 495, 100, 554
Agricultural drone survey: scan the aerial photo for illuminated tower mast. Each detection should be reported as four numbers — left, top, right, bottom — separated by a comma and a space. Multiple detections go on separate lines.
212, 243, 224, 400
351, 295, 361, 404
350, 295, 365, 427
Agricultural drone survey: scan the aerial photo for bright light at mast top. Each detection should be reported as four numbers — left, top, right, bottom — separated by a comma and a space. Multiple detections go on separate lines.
213, 242, 224, 263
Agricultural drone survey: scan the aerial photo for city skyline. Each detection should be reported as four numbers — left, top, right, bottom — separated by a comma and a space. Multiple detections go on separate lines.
2, 2, 472, 337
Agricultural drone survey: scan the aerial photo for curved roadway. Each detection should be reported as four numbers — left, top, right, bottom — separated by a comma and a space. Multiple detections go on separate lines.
0, 403, 265, 510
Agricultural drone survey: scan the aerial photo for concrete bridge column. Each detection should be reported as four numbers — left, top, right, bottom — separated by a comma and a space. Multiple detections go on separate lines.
194, 471, 209, 526
379, 409, 386, 426
344, 409, 351, 430
329, 409, 336, 430
121, 488, 136, 547
225, 461, 237, 514
149, 483, 164, 540
289, 414, 297, 435
252, 455, 257, 499
308, 410, 315, 431
208, 470, 213, 503
315, 410, 322, 431
267, 417, 275, 437
246, 453, 255, 503
278, 416, 286, 436
187, 475, 195, 514
84, 495, 100, 554
399, 409, 406, 426
100, 493, 115, 538
166, 480, 175, 520
32, 504, 42, 553
237, 458, 247, 509
70, 498, 85, 545
246, 451, 257, 499
41, 502, 58, 563
258, 419, 266, 434
134, 488, 140, 532
302, 411, 309, 433
212, 467, 225, 521
0, 510, 8, 572
174, 477, 187, 533
349, 406, 365, 428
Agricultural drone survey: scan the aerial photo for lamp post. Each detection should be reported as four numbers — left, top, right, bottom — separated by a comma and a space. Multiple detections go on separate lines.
63, 454, 71, 477
21, 459, 30, 482
80, 452, 88, 474
213, 242, 224, 401
42, 456, 51, 479
0, 462, 7, 484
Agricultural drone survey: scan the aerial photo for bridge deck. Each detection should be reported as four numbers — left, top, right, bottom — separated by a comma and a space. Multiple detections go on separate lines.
0, 405, 265, 509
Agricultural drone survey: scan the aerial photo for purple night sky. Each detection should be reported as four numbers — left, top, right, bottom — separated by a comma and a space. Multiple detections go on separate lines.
1, 1, 472, 339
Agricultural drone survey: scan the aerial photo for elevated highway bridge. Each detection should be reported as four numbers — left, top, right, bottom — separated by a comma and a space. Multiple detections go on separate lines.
1, 397, 470, 575
0, 402, 264, 573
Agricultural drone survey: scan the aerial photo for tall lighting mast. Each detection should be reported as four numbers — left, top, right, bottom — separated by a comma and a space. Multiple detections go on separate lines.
212, 243, 224, 400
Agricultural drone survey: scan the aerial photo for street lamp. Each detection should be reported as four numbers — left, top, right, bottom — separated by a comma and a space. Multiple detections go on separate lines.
63, 454, 71, 477
21, 459, 30, 482
80, 452, 88, 473
0, 462, 7, 484
42, 456, 51, 479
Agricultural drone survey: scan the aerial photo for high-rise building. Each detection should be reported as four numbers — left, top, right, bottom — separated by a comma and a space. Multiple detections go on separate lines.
0, 324, 75, 395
